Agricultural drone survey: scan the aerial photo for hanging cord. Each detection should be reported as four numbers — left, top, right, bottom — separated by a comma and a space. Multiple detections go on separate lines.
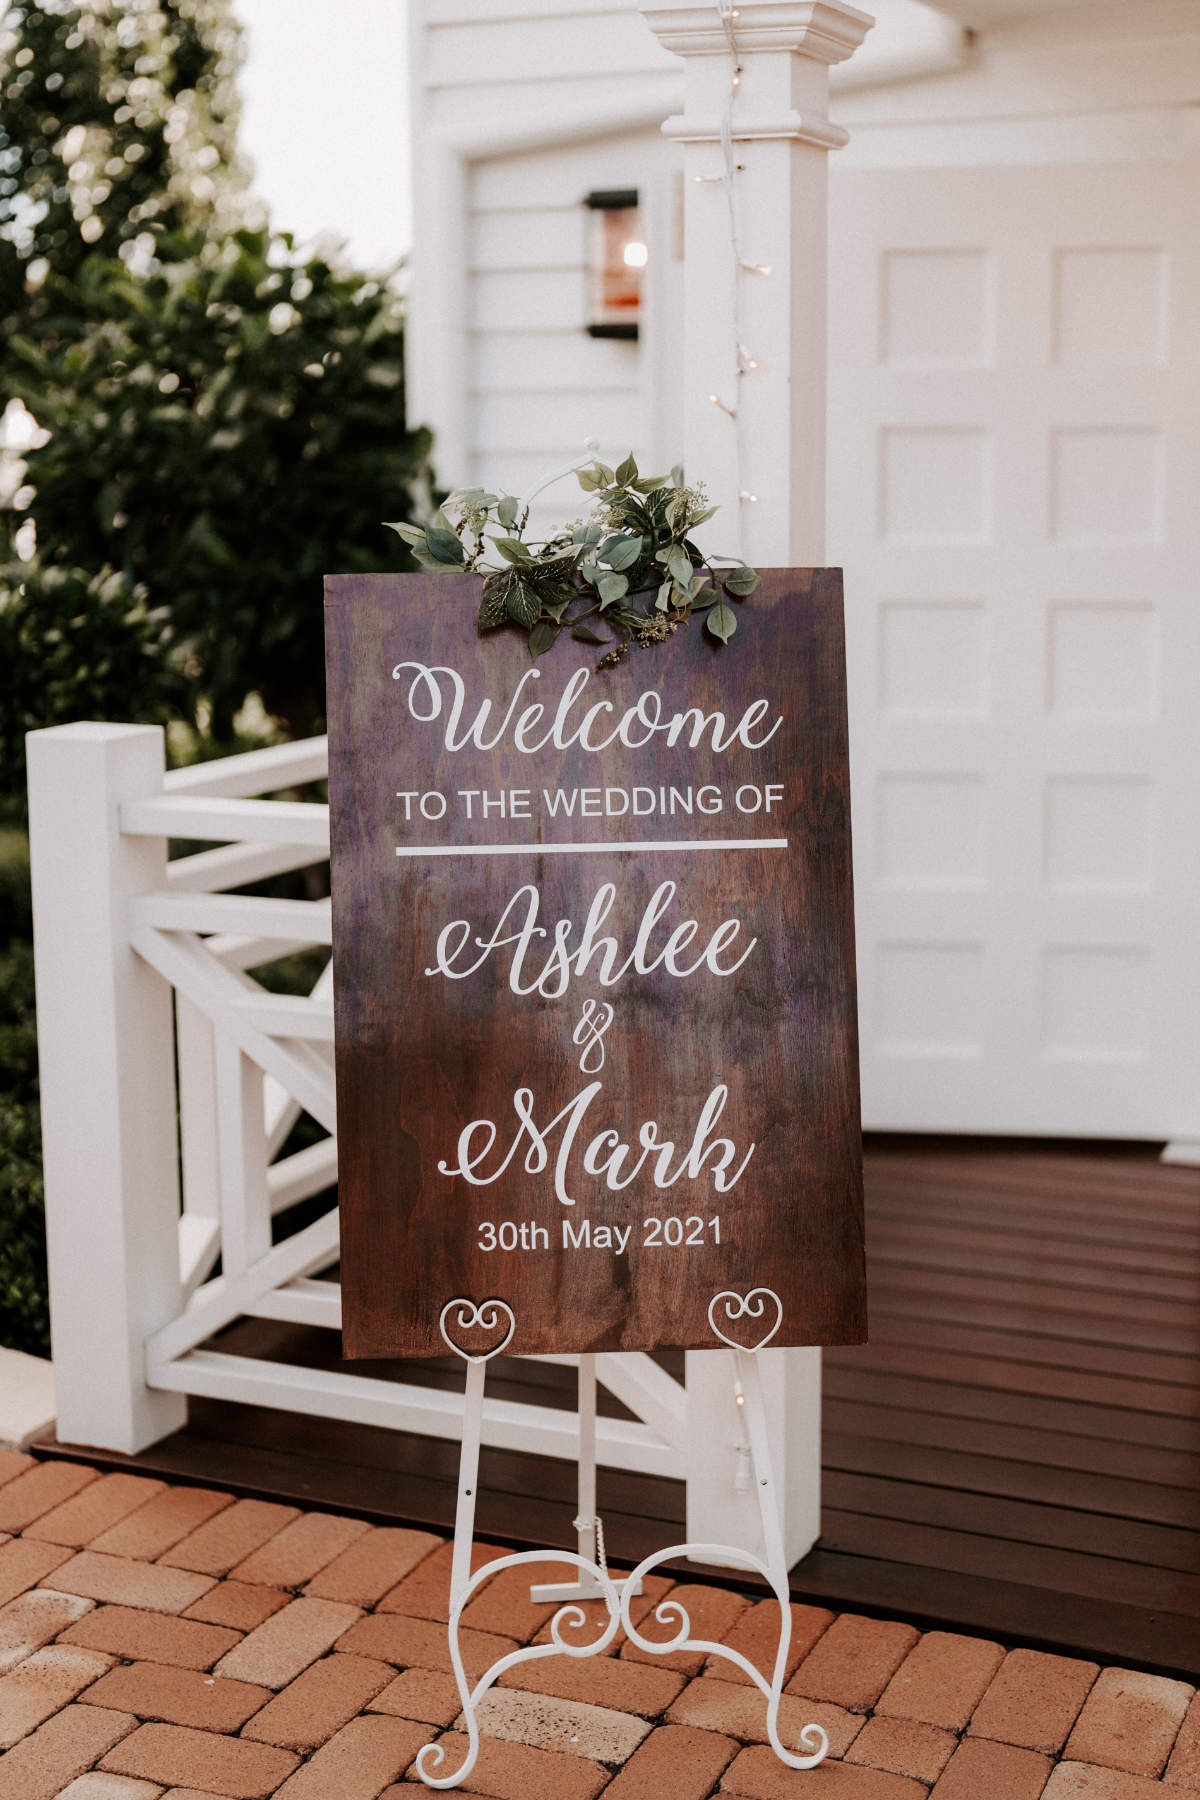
704, 0, 766, 551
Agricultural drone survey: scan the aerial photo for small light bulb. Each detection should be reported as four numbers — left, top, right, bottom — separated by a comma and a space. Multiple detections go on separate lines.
741, 260, 774, 277
735, 1391, 746, 1406
622, 239, 648, 269
740, 490, 759, 503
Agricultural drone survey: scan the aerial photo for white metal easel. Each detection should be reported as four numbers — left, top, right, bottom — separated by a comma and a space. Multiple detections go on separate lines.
414, 1289, 829, 1790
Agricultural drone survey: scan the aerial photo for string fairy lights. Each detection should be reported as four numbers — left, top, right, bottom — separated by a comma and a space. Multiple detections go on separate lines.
691, 0, 775, 546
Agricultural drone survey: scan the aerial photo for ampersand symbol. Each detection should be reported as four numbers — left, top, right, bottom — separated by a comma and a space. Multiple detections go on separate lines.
573, 998, 615, 1073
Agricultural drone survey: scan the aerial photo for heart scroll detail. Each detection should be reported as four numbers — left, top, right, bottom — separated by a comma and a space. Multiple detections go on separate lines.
439, 1297, 516, 1363
707, 1288, 783, 1355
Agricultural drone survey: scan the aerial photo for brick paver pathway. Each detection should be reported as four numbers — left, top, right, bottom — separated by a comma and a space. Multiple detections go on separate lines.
0, 1450, 1193, 1798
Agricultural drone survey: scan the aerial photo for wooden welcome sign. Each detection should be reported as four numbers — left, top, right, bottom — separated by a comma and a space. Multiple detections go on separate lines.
325, 569, 866, 1361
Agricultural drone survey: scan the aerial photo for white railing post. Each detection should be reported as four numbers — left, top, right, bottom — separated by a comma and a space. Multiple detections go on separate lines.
639, 0, 873, 1565
27, 723, 188, 1451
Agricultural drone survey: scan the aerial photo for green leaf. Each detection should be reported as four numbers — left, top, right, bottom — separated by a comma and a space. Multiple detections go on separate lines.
597, 572, 628, 607
706, 601, 738, 643
605, 535, 644, 572
596, 462, 615, 483
497, 494, 519, 529
656, 578, 674, 613
631, 475, 667, 492
724, 564, 760, 595
615, 452, 637, 485
425, 525, 465, 565
383, 521, 426, 548
580, 560, 601, 587
690, 504, 718, 526
490, 535, 533, 565
576, 465, 604, 491
667, 545, 694, 586
478, 578, 509, 630
571, 624, 607, 644
507, 576, 541, 629
529, 621, 559, 657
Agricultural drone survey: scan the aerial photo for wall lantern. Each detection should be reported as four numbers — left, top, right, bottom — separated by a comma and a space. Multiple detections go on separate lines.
584, 188, 645, 340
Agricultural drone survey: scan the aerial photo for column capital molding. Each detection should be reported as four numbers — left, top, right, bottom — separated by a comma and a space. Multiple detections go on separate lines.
660, 109, 848, 149
637, 0, 874, 64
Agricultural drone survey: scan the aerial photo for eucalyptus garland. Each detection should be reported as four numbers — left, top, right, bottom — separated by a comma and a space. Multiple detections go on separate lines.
386, 454, 758, 666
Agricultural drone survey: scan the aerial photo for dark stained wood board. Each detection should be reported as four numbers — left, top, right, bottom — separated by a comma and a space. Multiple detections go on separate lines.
324, 569, 865, 1359
40, 1137, 1200, 1678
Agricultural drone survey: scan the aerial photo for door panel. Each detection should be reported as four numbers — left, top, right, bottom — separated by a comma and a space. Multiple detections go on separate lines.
829, 163, 1200, 1137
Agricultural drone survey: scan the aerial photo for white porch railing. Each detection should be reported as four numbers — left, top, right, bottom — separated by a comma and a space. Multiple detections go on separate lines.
26, 721, 821, 1559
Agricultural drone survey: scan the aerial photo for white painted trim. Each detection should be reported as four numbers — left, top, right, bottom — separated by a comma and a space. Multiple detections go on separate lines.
1162, 1140, 1200, 1167
148, 1350, 683, 1477
122, 795, 330, 848
164, 737, 329, 797
661, 110, 851, 148
637, 0, 874, 61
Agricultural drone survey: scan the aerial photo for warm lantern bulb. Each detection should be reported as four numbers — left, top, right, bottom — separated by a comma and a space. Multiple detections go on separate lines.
622, 240, 649, 269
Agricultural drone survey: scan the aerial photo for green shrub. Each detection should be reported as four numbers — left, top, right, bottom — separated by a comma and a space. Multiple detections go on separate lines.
0, 937, 47, 1358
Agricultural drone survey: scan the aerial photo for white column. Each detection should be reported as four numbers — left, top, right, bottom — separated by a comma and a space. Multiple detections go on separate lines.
639, 0, 872, 1565
27, 724, 187, 1451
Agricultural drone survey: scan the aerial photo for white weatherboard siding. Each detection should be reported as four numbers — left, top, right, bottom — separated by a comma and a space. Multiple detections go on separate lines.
408, 0, 1200, 1140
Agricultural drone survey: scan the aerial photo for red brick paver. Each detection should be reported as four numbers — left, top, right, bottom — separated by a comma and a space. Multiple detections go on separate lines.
305, 1525, 442, 1607
667, 1676, 862, 1757
790, 1615, 921, 1712
1166, 1691, 1200, 1787
1064, 1667, 1194, 1777
0, 1644, 112, 1748
183, 1578, 290, 1632
273, 1712, 427, 1796
930, 1736, 1052, 1798
706, 1598, 834, 1686
1044, 1762, 1172, 1797
159, 1500, 300, 1577
969, 1646, 1099, 1753
0, 1535, 73, 1605
230, 1510, 370, 1589
45, 1550, 215, 1614
0, 1701, 134, 1800
722, 1743, 927, 1794
410, 1729, 609, 1798
0, 1460, 97, 1533
876, 1631, 1005, 1731
846, 1715, 957, 1784
23, 1474, 165, 1549
214, 1595, 362, 1688
603, 1721, 737, 1798
91, 1487, 233, 1561
60, 1604, 241, 1670
100, 1720, 299, 1795
242, 1651, 394, 1750
0, 1455, 1186, 1799
80, 1658, 271, 1730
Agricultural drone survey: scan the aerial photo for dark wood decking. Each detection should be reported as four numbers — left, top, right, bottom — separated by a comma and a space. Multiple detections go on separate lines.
41, 1138, 1200, 1677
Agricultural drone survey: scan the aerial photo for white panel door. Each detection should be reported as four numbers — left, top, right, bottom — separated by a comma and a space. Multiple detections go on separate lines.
829, 162, 1200, 1138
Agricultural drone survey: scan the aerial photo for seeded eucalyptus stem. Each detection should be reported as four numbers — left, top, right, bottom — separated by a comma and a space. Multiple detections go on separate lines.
385, 452, 760, 665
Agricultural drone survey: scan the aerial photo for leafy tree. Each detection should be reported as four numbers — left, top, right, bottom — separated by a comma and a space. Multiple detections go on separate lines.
0, 0, 431, 752
7, 231, 430, 741
0, 0, 246, 343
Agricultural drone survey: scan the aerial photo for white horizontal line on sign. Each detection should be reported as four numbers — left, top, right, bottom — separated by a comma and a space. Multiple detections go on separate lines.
394, 839, 789, 858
